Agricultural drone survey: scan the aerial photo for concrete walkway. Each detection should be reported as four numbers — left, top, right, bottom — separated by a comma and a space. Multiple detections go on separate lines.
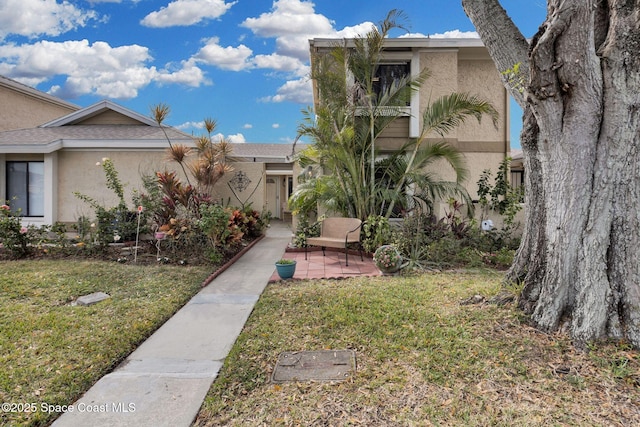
52, 221, 293, 427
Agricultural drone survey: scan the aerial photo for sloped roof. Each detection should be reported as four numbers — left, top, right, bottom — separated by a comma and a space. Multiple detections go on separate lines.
0, 125, 193, 153
510, 149, 523, 160
0, 98, 309, 157
41, 99, 156, 127
0, 100, 193, 153
230, 142, 309, 161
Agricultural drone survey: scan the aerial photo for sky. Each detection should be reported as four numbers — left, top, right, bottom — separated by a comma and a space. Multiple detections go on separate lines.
0, 0, 547, 148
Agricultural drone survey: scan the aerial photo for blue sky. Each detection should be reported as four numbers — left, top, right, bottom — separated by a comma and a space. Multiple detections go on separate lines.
0, 0, 546, 148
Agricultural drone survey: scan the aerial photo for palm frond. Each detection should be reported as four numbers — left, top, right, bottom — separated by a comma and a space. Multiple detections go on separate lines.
422, 92, 499, 138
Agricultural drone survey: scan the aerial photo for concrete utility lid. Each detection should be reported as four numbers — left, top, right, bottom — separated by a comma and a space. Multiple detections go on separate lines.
76, 292, 110, 306
271, 350, 356, 383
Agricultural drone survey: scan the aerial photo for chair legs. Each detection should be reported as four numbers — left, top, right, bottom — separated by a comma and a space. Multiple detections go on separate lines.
305, 245, 363, 267
344, 247, 364, 266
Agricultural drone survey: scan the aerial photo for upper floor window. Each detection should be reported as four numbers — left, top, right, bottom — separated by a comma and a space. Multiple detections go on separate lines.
373, 62, 411, 106
6, 161, 44, 217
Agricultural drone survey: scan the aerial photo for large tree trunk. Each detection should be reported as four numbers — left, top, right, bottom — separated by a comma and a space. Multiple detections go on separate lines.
463, 0, 640, 348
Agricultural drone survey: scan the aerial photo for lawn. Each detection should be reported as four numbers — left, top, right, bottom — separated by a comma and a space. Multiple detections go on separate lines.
194, 271, 640, 426
0, 260, 212, 427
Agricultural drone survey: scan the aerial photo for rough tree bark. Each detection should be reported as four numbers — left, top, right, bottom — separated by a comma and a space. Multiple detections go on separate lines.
462, 0, 640, 348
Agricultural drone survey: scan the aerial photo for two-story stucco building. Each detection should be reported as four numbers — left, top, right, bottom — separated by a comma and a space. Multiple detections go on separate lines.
309, 37, 512, 217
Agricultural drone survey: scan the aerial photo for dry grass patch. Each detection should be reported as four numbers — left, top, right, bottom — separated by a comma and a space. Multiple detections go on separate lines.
195, 271, 640, 426
0, 260, 211, 427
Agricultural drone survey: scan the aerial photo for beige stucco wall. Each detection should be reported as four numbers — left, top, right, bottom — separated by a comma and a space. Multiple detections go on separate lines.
79, 110, 143, 125
398, 49, 509, 210
457, 58, 508, 146
419, 51, 507, 146
57, 150, 170, 223
212, 162, 266, 210
9, 150, 274, 226
420, 50, 459, 116
0, 85, 77, 131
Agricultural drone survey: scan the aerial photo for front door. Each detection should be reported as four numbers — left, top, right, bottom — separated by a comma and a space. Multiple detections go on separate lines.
266, 176, 280, 218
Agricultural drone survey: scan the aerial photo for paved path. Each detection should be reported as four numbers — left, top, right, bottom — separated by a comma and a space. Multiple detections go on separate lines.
52, 221, 293, 427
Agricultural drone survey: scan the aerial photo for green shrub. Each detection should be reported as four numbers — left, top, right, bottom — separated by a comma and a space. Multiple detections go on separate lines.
206, 247, 225, 264
477, 157, 523, 230
198, 204, 234, 248
74, 159, 140, 246
362, 215, 392, 253
292, 214, 321, 248
239, 205, 269, 238
0, 204, 30, 257
482, 247, 516, 269
424, 237, 484, 268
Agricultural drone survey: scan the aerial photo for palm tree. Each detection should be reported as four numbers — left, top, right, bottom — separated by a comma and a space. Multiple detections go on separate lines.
292, 9, 498, 221
383, 93, 498, 217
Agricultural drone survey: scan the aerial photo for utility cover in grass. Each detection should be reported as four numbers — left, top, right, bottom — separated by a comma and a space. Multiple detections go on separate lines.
76, 292, 110, 306
271, 350, 356, 383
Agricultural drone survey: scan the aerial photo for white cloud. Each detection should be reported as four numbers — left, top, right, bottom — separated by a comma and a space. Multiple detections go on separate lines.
253, 54, 306, 75
241, 0, 335, 61
0, 39, 208, 99
212, 132, 246, 143
241, 0, 332, 37
272, 123, 280, 129
227, 133, 246, 143
262, 77, 313, 104
194, 37, 253, 71
157, 58, 209, 87
335, 22, 376, 38
141, 0, 236, 28
238, 0, 379, 104
176, 121, 204, 131
0, 0, 99, 40
243, 123, 253, 129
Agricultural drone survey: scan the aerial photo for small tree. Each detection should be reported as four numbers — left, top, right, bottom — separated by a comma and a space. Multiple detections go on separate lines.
151, 105, 233, 204
477, 157, 523, 228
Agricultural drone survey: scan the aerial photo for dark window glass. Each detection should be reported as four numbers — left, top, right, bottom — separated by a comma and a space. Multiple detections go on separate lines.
373, 63, 410, 105
6, 161, 44, 217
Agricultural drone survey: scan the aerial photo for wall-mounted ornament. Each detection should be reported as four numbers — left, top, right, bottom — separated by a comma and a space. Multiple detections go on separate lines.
229, 170, 252, 192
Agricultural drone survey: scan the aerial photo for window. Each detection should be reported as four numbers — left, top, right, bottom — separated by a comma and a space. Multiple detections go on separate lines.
6, 161, 44, 217
510, 170, 524, 189
287, 176, 293, 200
373, 62, 410, 106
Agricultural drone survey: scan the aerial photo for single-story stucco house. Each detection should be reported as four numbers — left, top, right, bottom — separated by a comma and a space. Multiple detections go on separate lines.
0, 75, 302, 228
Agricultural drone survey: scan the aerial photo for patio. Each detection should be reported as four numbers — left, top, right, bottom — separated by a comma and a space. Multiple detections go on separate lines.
269, 248, 381, 282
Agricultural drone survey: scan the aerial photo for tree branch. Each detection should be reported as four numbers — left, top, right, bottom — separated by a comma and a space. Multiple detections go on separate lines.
462, 0, 532, 107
